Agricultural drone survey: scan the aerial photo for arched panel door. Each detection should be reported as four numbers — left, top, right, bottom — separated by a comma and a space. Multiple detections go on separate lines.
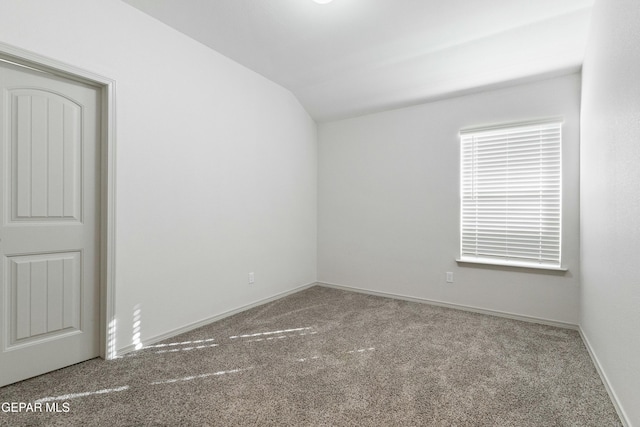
0, 60, 100, 387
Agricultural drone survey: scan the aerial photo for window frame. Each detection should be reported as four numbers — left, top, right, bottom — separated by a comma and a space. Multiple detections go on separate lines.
456, 119, 567, 271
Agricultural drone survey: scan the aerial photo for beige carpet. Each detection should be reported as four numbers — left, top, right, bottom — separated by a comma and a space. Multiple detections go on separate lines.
0, 286, 621, 426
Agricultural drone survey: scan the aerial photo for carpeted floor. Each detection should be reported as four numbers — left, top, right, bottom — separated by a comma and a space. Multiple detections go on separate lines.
0, 286, 621, 426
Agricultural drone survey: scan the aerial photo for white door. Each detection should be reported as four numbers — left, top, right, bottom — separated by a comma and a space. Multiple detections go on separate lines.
0, 60, 100, 387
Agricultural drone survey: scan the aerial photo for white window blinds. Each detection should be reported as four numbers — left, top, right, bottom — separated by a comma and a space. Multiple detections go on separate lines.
460, 121, 562, 268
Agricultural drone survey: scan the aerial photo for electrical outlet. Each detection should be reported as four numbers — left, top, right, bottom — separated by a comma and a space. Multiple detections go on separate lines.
248, 272, 255, 284
446, 272, 454, 283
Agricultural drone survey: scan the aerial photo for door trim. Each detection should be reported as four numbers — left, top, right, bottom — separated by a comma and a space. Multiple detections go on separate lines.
0, 42, 117, 360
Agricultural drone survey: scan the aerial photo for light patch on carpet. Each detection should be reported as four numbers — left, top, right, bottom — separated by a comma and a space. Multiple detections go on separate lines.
150, 368, 252, 386
34, 385, 130, 403
346, 347, 375, 354
156, 343, 219, 354
245, 336, 288, 343
297, 356, 320, 362
229, 327, 313, 339
145, 338, 217, 349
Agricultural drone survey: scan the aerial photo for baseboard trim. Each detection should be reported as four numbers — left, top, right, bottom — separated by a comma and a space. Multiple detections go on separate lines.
579, 327, 630, 427
317, 281, 578, 330
116, 282, 317, 356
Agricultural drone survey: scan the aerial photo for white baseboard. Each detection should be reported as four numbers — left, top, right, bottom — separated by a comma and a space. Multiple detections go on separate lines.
579, 327, 631, 427
317, 281, 578, 330
116, 282, 316, 356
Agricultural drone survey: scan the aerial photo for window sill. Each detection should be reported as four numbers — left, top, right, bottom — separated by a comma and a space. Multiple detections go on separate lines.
456, 257, 568, 272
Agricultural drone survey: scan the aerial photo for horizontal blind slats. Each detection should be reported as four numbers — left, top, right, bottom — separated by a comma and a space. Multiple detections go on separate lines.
460, 121, 562, 266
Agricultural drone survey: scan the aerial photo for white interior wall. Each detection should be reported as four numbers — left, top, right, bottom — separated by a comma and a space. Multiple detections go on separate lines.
318, 74, 581, 325
0, 0, 317, 352
580, 0, 640, 424
3, 9, 637, 422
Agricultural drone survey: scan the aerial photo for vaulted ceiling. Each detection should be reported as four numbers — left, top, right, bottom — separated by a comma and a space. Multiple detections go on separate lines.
122, 0, 594, 122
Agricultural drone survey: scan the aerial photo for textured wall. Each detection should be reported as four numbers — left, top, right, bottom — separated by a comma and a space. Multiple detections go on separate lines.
319, 74, 581, 325
580, 0, 640, 424
0, 0, 317, 352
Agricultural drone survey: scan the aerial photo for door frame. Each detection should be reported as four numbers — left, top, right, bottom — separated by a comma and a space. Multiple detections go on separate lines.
0, 42, 117, 360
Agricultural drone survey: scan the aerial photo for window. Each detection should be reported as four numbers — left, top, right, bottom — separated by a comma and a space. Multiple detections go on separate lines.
459, 120, 563, 269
